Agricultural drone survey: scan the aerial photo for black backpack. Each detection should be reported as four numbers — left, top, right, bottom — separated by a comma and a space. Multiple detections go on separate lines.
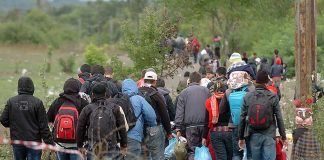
138, 88, 158, 108
108, 92, 137, 130
247, 91, 274, 130
88, 100, 117, 148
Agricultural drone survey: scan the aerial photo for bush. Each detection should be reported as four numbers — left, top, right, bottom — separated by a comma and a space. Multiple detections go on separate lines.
84, 43, 108, 66
58, 55, 75, 73
312, 98, 324, 152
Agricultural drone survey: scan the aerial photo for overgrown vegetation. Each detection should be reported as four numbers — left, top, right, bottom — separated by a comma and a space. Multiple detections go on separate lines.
84, 43, 107, 66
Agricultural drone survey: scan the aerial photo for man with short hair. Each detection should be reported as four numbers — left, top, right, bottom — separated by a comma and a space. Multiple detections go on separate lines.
0, 77, 54, 160
175, 71, 211, 160
139, 71, 172, 160
78, 64, 91, 84
177, 71, 190, 94
104, 66, 122, 92
238, 70, 287, 160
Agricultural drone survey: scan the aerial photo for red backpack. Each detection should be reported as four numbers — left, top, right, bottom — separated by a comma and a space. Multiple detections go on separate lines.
267, 82, 278, 94
53, 102, 79, 143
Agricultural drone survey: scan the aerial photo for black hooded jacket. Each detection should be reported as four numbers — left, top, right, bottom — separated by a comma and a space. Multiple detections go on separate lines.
0, 77, 54, 144
47, 78, 88, 123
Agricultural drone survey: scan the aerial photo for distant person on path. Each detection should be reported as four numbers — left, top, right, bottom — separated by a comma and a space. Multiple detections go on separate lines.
191, 36, 200, 64
248, 52, 258, 74
242, 52, 248, 64
47, 78, 88, 160
0, 77, 54, 160
205, 44, 214, 59
270, 58, 283, 86
175, 72, 211, 160
238, 70, 287, 160
177, 71, 190, 94
259, 58, 271, 75
213, 35, 221, 59
271, 49, 283, 66
78, 64, 91, 85
104, 66, 121, 91
121, 79, 157, 159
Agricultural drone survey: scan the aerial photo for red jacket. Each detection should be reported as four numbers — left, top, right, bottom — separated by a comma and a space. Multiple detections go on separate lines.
205, 98, 218, 160
276, 139, 287, 160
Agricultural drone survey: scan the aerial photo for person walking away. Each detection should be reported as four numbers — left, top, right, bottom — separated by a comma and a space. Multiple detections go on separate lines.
242, 52, 248, 64
271, 49, 283, 66
206, 76, 232, 160
104, 66, 122, 92
156, 78, 175, 121
139, 71, 172, 160
205, 44, 214, 59
47, 78, 89, 160
175, 72, 211, 160
207, 67, 227, 92
270, 58, 283, 87
76, 83, 128, 159
227, 53, 256, 80
121, 79, 157, 159
80, 65, 119, 98
219, 63, 255, 160
191, 37, 200, 64
78, 64, 91, 85
259, 58, 271, 75
238, 70, 287, 160
213, 35, 221, 59
0, 76, 54, 160
248, 53, 258, 74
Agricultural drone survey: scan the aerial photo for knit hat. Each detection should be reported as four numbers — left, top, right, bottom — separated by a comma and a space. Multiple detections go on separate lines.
92, 82, 107, 95
256, 70, 270, 84
229, 53, 243, 63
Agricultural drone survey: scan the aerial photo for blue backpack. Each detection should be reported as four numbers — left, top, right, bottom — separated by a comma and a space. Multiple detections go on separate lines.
228, 86, 248, 126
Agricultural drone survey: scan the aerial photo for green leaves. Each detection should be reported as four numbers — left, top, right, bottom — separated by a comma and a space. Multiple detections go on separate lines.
84, 43, 108, 66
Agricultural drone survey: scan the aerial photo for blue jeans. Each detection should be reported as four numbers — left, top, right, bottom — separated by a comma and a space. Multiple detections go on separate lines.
210, 131, 233, 160
232, 127, 243, 160
125, 138, 142, 160
12, 144, 42, 160
249, 133, 276, 160
56, 147, 80, 160
144, 125, 165, 160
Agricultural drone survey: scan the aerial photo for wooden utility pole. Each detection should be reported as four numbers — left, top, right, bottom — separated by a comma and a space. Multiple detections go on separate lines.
295, 0, 317, 99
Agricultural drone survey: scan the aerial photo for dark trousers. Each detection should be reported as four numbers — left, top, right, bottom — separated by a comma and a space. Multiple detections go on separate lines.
214, 47, 220, 59
210, 131, 233, 160
12, 144, 42, 160
192, 53, 198, 64
232, 127, 243, 160
186, 126, 205, 160
56, 147, 80, 160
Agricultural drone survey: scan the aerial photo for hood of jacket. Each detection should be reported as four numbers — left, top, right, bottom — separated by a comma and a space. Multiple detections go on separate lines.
157, 87, 170, 95
78, 72, 91, 81
261, 58, 268, 63
60, 78, 81, 107
18, 76, 34, 95
122, 79, 138, 96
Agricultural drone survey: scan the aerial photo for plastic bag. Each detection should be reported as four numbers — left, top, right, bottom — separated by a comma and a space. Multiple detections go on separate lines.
194, 146, 212, 160
175, 137, 187, 160
165, 138, 177, 159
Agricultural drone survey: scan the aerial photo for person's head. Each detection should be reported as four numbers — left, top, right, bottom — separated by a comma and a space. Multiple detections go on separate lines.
274, 49, 279, 55
63, 78, 81, 94
212, 79, 227, 93
156, 78, 165, 88
104, 66, 114, 78
253, 52, 257, 57
261, 57, 268, 63
184, 71, 190, 78
283, 63, 287, 68
91, 65, 105, 75
206, 67, 215, 79
143, 71, 158, 87
92, 82, 108, 99
189, 71, 202, 84
229, 52, 243, 64
242, 52, 248, 58
80, 64, 91, 73
256, 70, 270, 84
206, 44, 210, 48
215, 67, 226, 78
18, 76, 35, 95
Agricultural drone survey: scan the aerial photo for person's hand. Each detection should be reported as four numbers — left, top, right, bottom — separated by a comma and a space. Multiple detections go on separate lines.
166, 133, 173, 140
238, 140, 245, 151
202, 138, 207, 146
120, 147, 127, 156
176, 130, 181, 138
78, 147, 87, 156
282, 140, 288, 151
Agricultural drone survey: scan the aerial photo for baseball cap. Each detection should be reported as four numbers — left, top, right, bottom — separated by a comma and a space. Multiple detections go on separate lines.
144, 71, 158, 80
